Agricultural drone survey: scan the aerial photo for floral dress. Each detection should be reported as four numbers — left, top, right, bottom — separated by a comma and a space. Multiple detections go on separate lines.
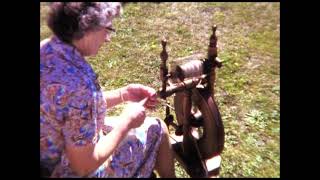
40, 36, 163, 177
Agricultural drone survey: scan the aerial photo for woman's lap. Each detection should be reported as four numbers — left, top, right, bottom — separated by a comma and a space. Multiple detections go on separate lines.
89, 116, 163, 178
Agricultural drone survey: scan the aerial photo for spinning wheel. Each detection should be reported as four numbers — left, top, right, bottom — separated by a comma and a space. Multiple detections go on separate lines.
158, 25, 225, 177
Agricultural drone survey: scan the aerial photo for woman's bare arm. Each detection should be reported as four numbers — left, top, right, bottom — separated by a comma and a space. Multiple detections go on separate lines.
64, 101, 146, 177
65, 119, 129, 177
103, 87, 126, 108
103, 84, 158, 109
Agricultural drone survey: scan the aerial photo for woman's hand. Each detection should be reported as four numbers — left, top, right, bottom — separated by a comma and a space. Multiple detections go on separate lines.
120, 102, 146, 130
121, 84, 158, 109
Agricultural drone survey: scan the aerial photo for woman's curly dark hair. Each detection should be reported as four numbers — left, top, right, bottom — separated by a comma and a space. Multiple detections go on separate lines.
47, 2, 121, 44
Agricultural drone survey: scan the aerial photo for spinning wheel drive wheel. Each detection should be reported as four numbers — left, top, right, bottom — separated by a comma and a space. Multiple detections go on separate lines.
173, 88, 224, 159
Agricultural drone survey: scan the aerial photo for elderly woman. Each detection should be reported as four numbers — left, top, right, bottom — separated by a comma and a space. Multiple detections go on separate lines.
40, 2, 175, 178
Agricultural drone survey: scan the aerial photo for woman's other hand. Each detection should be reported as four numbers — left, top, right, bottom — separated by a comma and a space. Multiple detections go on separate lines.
120, 102, 146, 130
122, 84, 158, 109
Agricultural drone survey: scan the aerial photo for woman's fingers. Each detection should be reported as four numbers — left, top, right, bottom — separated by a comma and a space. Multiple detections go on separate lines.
128, 83, 158, 103
139, 97, 149, 106
136, 84, 156, 97
145, 99, 158, 110
140, 98, 157, 108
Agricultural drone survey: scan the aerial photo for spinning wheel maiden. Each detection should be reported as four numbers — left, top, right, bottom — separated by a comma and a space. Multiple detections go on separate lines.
157, 25, 225, 177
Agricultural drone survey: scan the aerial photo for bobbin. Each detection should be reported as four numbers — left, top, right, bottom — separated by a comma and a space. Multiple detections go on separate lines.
176, 60, 204, 81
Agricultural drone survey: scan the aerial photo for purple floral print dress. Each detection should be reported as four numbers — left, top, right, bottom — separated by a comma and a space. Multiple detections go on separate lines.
40, 36, 163, 177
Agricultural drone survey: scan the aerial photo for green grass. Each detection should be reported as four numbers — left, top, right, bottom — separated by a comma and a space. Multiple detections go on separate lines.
41, 2, 280, 177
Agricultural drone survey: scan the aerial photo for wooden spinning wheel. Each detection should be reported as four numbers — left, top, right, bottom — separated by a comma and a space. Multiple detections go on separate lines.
158, 25, 225, 177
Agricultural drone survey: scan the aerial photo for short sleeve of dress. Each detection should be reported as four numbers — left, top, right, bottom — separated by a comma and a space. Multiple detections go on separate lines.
42, 82, 98, 147
62, 85, 99, 147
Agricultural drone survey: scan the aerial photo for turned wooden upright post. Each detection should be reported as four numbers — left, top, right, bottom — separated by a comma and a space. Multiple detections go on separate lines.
208, 25, 218, 60
207, 25, 221, 94
160, 38, 168, 95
